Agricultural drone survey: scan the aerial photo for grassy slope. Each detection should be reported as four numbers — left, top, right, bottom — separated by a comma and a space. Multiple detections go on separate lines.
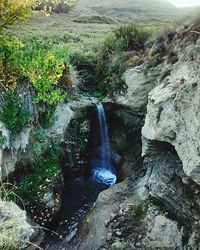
7, 0, 198, 46
8, 12, 111, 45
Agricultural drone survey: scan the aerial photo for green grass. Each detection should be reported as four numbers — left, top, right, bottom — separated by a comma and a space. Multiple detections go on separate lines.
7, 12, 113, 47
126, 199, 151, 223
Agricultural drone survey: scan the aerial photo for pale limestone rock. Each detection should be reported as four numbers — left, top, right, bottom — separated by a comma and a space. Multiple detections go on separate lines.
115, 64, 162, 114
0, 97, 93, 180
0, 127, 31, 181
12, 128, 31, 151
142, 39, 200, 184
144, 214, 182, 249
0, 120, 31, 180
46, 102, 74, 139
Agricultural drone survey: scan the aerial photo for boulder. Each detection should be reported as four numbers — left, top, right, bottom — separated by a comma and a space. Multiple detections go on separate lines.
0, 201, 35, 249
115, 65, 161, 115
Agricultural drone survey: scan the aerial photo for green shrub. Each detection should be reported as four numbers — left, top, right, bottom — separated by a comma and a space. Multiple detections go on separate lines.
127, 199, 151, 222
93, 91, 106, 100
100, 33, 124, 59
0, 90, 30, 135
39, 105, 56, 129
0, 35, 71, 105
60, 25, 147, 97
0, 134, 6, 148
36, 129, 46, 142
15, 142, 61, 204
14, 37, 69, 104
35, 0, 76, 13
96, 49, 126, 96
33, 129, 48, 157
102, 52, 126, 95
113, 23, 151, 51
94, 24, 150, 96
69, 47, 99, 91
0, 35, 23, 89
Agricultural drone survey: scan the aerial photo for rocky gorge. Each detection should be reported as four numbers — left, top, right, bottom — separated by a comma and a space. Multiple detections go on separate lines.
0, 10, 200, 250
70, 21, 200, 249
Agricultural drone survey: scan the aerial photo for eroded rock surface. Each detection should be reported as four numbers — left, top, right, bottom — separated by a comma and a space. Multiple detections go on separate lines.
142, 25, 200, 184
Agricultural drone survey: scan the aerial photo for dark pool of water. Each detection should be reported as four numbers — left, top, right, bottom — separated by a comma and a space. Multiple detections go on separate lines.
44, 177, 108, 250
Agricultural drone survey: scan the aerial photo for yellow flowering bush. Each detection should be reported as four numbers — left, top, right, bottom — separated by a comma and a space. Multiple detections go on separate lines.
16, 38, 69, 104
0, 36, 70, 105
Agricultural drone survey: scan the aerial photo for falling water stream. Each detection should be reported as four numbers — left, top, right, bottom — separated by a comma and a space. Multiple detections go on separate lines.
91, 102, 117, 186
45, 102, 117, 249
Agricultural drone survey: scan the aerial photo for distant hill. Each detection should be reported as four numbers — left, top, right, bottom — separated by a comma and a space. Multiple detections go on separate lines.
9, 0, 199, 45
70, 0, 197, 21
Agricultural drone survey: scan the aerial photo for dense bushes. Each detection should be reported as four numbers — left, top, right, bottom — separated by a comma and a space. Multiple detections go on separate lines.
0, 90, 30, 135
15, 141, 61, 204
0, 0, 38, 29
0, 24, 150, 104
0, 0, 76, 29
0, 35, 75, 133
0, 35, 72, 105
69, 24, 150, 97
95, 24, 150, 95
13, 37, 70, 104
0, 23, 151, 128
113, 23, 150, 51
69, 33, 125, 96
69, 48, 99, 91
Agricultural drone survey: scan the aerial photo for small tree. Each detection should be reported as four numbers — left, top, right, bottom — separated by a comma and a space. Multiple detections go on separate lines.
0, 0, 77, 29
0, 0, 39, 29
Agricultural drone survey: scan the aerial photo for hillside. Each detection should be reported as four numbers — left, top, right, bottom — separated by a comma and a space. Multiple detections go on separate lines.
70, 0, 195, 21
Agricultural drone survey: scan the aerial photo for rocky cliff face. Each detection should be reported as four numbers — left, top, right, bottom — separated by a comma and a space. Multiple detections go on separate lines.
70, 22, 200, 249
142, 26, 200, 184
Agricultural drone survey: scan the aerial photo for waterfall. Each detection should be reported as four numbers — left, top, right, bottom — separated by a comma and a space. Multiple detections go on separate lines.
96, 103, 111, 169
90, 103, 116, 186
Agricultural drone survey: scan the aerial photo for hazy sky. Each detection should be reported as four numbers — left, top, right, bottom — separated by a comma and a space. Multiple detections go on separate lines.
166, 0, 200, 7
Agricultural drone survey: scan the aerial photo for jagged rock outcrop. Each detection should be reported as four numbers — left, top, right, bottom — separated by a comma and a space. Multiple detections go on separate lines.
115, 65, 161, 115
142, 24, 200, 184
